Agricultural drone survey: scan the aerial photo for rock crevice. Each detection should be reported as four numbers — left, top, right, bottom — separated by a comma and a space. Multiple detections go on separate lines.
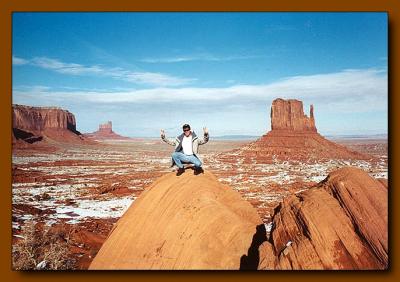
271, 98, 316, 132
258, 167, 388, 270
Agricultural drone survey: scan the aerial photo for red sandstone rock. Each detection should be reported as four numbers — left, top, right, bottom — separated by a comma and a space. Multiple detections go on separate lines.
237, 98, 371, 162
84, 121, 131, 140
258, 167, 388, 270
89, 170, 263, 270
13, 104, 78, 132
99, 121, 113, 134
12, 104, 88, 146
271, 98, 316, 132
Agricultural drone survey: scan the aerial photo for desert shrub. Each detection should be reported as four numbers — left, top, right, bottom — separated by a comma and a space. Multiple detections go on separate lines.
12, 220, 76, 270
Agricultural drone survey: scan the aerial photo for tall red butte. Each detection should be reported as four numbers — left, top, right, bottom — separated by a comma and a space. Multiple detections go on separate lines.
238, 98, 370, 162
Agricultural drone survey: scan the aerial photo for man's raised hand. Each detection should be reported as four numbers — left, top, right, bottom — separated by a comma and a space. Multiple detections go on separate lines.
203, 127, 208, 134
160, 129, 165, 137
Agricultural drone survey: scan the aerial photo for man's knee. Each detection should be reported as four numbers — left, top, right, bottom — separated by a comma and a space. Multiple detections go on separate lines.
171, 151, 180, 158
194, 158, 202, 167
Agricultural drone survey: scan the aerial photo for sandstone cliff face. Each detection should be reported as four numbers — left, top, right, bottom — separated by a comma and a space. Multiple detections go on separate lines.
12, 104, 85, 146
13, 104, 77, 133
237, 98, 370, 162
271, 99, 316, 132
258, 167, 388, 270
89, 170, 263, 270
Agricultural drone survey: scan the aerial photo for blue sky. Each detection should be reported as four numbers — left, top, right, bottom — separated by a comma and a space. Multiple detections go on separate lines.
12, 12, 387, 137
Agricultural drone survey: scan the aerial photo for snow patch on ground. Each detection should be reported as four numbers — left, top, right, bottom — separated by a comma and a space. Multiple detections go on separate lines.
53, 196, 135, 222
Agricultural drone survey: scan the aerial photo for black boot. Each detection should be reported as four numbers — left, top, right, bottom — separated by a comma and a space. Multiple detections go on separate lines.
176, 167, 185, 176
194, 167, 204, 175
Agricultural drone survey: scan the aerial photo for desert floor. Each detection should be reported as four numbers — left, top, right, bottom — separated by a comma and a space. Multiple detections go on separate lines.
12, 137, 387, 269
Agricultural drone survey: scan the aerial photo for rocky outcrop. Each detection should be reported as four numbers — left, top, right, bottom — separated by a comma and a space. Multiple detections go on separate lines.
271, 99, 316, 132
84, 121, 130, 140
236, 98, 370, 162
13, 104, 78, 133
258, 167, 388, 270
89, 170, 263, 270
12, 104, 86, 146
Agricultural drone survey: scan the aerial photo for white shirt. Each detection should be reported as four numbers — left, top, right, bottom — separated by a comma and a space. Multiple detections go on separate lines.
182, 135, 193, 155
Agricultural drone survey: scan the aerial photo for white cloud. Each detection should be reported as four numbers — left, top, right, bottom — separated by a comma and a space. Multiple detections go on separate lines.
31, 57, 104, 75
12, 56, 29, 65
13, 68, 387, 136
13, 68, 387, 113
140, 56, 195, 63
140, 54, 263, 63
104, 68, 196, 86
13, 56, 194, 87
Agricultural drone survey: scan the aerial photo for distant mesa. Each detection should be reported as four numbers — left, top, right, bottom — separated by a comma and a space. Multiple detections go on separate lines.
259, 167, 388, 270
89, 170, 263, 270
12, 104, 90, 148
236, 98, 371, 162
84, 121, 131, 141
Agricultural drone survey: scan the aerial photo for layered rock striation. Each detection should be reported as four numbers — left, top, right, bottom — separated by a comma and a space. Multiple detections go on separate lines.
13, 104, 78, 133
12, 104, 85, 145
89, 170, 263, 270
271, 98, 316, 132
89, 166, 388, 270
258, 167, 388, 270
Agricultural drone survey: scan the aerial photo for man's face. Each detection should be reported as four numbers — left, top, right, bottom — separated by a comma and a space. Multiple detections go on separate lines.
183, 128, 191, 137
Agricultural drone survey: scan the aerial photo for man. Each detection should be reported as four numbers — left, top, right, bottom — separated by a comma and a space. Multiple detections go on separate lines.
161, 124, 209, 176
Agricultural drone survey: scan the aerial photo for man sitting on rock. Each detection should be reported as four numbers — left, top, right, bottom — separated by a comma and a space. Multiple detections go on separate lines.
161, 124, 209, 176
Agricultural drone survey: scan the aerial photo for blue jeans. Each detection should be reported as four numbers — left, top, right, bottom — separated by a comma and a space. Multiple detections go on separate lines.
172, 152, 202, 169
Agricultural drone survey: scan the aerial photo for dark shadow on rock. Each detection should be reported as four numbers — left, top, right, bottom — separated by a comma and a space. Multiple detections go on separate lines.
67, 122, 82, 135
13, 128, 43, 144
240, 223, 267, 270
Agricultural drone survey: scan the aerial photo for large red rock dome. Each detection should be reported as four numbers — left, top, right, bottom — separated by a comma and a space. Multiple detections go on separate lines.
89, 170, 263, 270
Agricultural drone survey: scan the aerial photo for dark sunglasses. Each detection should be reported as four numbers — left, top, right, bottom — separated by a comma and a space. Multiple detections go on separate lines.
183, 129, 190, 132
